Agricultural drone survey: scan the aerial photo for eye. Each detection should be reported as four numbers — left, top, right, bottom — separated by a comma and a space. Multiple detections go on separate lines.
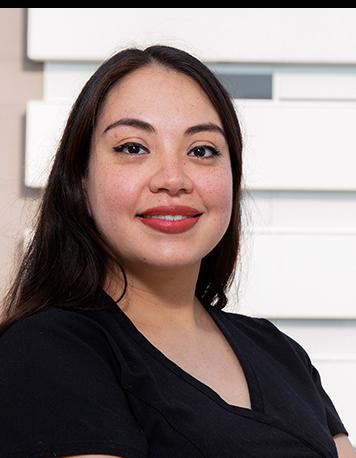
113, 142, 148, 155
189, 145, 221, 159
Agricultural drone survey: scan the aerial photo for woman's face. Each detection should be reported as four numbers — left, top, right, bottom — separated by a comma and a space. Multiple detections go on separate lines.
85, 64, 233, 273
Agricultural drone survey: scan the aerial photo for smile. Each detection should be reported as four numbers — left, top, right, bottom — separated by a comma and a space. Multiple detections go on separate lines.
137, 214, 201, 233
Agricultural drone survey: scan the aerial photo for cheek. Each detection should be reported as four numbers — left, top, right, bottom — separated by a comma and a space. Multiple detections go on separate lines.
88, 168, 140, 223
200, 167, 233, 215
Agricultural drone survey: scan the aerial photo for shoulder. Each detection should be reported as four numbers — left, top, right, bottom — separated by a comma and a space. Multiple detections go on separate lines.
0, 306, 115, 372
0, 287, 116, 345
1, 306, 101, 341
217, 309, 312, 367
1, 307, 67, 346
220, 308, 295, 341
216, 308, 277, 335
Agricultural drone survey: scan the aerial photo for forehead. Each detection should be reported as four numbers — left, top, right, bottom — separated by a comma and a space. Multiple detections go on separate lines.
97, 64, 221, 128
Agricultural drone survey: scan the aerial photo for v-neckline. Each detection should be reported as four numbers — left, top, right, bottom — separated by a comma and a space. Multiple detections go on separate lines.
99, 288, 265, 417
95, 288, 337, 457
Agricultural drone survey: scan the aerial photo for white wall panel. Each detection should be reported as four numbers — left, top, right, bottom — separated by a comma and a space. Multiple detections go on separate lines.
242, 191, 356, 230
239, 100, 356, 190
28, 8, 356, 64
232, 228, 356, 318
25, 100, 71, 187
275, 73, 356, 101
27, 8, 280, 62
268, 192, 356, 228
281, 8, 356, 64
43, 63, 97, 100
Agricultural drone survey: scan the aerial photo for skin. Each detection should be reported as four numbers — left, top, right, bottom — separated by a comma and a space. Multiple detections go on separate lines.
333, 433, 356, 457
82, 64, 355, 457
84, 63, 233, 332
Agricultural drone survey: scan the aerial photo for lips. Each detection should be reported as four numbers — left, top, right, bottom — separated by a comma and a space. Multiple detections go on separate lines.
137, 205, 203, 217
137, 213, 201, 234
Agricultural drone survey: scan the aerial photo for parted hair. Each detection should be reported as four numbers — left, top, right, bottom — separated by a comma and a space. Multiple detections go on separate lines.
0, 44, 243, 336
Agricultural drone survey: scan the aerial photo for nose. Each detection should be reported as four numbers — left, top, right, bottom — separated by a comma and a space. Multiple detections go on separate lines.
149, 153, 194, 195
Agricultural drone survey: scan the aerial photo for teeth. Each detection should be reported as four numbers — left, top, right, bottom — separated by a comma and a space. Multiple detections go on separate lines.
141, 215, 194, 221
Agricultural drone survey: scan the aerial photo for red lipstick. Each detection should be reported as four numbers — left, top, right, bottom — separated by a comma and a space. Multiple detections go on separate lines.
138, 205, 202, 217
137, 205, 203, 234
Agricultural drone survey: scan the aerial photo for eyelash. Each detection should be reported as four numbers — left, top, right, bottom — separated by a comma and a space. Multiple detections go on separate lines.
112, 142, 221, 159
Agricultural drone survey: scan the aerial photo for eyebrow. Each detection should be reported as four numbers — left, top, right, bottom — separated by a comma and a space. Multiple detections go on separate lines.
102, 117, 226, 139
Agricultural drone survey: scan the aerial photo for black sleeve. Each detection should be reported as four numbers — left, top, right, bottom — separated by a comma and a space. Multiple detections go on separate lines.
259, 318, 349, 438
308, 362, 349, 437
0, 308, 147, 458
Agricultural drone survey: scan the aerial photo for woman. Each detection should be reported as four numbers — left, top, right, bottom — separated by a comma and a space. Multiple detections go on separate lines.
0, 45, 354, 457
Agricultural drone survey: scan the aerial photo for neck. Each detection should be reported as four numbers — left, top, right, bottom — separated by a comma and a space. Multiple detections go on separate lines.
104, 261, 207, 332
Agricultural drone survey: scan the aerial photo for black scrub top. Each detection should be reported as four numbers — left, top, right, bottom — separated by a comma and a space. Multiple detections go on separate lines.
0, 288, 349, 457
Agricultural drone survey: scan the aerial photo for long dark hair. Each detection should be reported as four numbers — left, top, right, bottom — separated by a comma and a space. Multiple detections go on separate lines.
0, 45, 243, 336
